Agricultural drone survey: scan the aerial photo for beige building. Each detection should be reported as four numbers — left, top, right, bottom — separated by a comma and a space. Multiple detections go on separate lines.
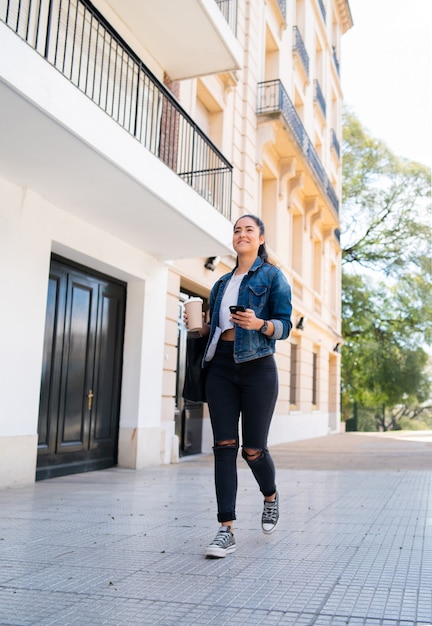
0, 0, 352, 488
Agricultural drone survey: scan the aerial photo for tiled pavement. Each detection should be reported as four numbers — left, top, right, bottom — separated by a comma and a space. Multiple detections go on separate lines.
1, 432, 432, 626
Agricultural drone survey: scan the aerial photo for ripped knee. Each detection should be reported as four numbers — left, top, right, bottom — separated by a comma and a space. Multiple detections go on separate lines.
215, 439, 237, 448
213, 439, 238, 455
213, 439, 238, 459
242, 446, 263, 463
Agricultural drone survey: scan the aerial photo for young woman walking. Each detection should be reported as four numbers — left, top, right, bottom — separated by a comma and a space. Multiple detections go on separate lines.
185, 214, 292, 557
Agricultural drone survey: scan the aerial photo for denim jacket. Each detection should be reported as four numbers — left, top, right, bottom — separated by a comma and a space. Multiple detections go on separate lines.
203, 257, 292, 364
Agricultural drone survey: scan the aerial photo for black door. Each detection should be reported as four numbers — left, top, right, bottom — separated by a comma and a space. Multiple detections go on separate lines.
37, 256, 126, 480
175, 291, 207, 456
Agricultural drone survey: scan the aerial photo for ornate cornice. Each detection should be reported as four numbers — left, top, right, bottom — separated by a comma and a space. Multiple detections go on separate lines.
335, 0, 354, 34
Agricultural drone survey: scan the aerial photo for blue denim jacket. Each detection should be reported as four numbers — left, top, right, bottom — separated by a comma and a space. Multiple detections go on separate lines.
203, 257, 292, 364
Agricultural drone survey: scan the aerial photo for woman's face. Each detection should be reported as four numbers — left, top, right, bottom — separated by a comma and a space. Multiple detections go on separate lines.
233, 217, 264, 256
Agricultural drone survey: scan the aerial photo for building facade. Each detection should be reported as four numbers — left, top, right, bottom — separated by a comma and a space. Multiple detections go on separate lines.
0, 0, 352, 487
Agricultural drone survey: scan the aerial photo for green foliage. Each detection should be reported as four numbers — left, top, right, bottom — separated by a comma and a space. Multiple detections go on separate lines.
342, 274, 430, 405
399, 413, 432, 431
342, 107, 431, 277
341, 108, 432, 430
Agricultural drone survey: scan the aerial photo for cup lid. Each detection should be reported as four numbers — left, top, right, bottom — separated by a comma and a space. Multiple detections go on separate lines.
185, 297, 203, 303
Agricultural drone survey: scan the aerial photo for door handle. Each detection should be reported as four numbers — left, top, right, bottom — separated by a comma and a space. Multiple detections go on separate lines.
87, 389, 94, 411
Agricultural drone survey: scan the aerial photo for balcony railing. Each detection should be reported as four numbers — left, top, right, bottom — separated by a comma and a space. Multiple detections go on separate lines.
332, 46, 340, 75
1, 0, 232, 219
215, 0, 238, 36
331, 129, 340, 160
292, 26, 309, 77
276, 0, 287, 20
317, 0, 326, 22
257, 80, 339, 215
313, 79, 326, 118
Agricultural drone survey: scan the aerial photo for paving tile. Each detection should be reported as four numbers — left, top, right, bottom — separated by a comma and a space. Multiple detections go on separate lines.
1, 435, 432, 625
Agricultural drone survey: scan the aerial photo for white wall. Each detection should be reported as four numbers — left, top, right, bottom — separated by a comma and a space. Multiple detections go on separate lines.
268, 411, 336, 446
0, 177, 170, 486
0, 184, 50, 438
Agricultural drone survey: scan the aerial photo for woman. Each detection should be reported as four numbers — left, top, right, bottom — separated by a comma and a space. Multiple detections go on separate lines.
186, 215, 292, 558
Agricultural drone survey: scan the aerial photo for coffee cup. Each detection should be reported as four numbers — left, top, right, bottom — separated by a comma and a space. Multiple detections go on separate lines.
184, 297, 203, 332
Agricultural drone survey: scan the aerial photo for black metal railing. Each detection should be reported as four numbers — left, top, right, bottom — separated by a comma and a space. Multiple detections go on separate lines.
331, 129, 340, 160
1, 0, 233, 219
317, 0, 326, 22
313, 79, 326, 118
276, 0, 287, 20
256, 80, 339, 215
332, 46, 340, 75
215, 0, 238, 36
292, 26, 309, 77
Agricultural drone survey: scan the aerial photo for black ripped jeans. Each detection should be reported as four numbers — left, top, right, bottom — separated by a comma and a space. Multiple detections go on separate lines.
205, 340, 279, 523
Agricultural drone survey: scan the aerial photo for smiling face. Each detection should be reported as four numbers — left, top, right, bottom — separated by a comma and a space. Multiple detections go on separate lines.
233, 216, 265, 257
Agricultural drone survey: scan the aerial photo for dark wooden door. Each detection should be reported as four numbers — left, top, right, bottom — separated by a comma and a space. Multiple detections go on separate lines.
175, 291, 206, 456
37, 256, 126, 480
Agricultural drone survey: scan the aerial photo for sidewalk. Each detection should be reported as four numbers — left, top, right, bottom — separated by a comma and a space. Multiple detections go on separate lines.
1, 432, 432, 626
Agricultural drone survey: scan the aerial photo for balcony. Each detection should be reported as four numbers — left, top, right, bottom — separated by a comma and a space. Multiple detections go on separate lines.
103, 0, 242, 81
317, 0, 326, 23
0, 0, 235, 260
313, 79, 326, 118
215, 0, 238, 35
331, 129, 341, 160
293, 26, 309, 78
275, 0, 287, 21
257, 79, 339, 215
332, 47, 340, 75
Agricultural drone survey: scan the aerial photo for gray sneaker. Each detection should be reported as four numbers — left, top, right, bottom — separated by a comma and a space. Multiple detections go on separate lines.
205, 526, 236, 558
262, 491, 279, 534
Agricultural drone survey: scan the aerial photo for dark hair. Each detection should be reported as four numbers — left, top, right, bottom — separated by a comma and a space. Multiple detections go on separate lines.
234, 214, 270, 263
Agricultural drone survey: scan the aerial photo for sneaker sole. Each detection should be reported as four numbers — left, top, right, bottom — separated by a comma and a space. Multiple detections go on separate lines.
205, 545, 236, 558
262, 520, 279, 535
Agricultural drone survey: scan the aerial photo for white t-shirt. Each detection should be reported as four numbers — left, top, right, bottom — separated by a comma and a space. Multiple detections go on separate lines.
218, 272, 246, 331
205, 272, 246, 361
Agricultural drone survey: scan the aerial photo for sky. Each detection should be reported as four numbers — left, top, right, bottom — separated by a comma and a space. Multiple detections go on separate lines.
341, 0, 432, 170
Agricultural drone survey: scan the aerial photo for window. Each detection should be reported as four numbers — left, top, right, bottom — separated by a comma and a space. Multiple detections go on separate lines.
313, 239, 322, 293
312, 350, 318, 407
289, 343, 298, 406
330, 261, 337, 312
292, 213, 303, 274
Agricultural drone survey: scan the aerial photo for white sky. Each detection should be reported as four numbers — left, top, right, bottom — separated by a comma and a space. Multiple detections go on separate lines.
341, 0, 432, 169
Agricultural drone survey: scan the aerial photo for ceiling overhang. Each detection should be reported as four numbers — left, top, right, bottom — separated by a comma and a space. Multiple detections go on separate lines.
0, 80, 234, 261
104, 0, 243, 80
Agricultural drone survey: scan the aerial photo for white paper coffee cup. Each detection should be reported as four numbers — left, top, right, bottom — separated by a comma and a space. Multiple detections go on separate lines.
184, 297, 203, 332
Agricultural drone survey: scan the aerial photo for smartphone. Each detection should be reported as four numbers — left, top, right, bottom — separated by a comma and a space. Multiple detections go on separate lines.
229, 305, 246, 314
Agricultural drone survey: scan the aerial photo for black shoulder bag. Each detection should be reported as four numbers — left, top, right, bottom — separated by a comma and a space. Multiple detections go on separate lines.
182, 280, 222, 403
182, 334, 208, 403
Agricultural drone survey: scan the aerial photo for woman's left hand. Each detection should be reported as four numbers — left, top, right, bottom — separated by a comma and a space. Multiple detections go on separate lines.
230, 308, 262, 331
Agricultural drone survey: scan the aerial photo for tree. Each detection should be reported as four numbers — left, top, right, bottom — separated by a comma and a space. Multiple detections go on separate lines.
342, 109, 431, 278
341, 109, 432, 430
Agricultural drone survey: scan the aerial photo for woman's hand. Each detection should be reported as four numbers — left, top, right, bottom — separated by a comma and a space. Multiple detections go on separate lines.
230, 308, 262, 331
183, 311, 209, 336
